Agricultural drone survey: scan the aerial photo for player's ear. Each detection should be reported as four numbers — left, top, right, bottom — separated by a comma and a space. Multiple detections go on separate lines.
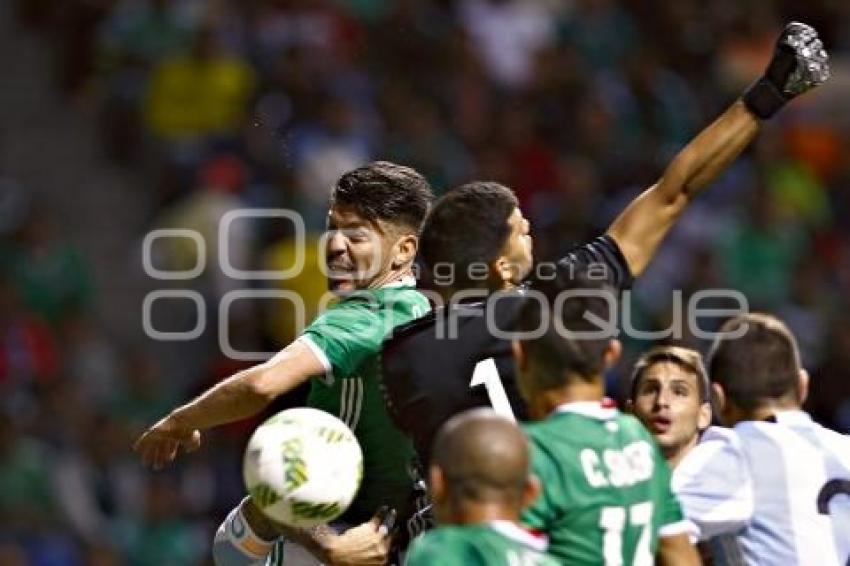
798, 369, 809, 405
428, 464, 446, 503
492, 256, 514, 288
711, 383, 726, 414
603, 339, 622, 369
523, 473, 542, 509
624, 398, 635, 414
698, 401, 712, 431
392, 233, 418, 269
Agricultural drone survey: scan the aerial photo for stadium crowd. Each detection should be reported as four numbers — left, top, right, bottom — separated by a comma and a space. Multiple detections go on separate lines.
2, 0, 850, 564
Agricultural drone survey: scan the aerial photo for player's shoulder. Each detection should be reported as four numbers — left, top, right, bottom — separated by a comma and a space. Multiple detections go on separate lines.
384, 308, 437, 345
407, 526, 481, 564
615, 411, 654, 435
675, 426, 746, 485
532, 234, 633, 290
384, 299, 500, 348
777, 411, 850, 464
692, 425, 743, 455
308, 297, 382, 329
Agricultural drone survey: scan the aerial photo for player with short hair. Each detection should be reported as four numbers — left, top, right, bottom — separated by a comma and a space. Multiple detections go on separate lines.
134, 161, 434, 565
383, 21, 830, 474
673, 313, 850, 565
513, 273, 700, 565
628, 346, 712, 469
405, 408, 557, 566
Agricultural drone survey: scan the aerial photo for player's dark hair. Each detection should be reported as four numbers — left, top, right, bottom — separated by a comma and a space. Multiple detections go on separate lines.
630, 346, 710, 403
419, 182, 518, 289
707, 313, 802, 410
330, 161, 433, 232
518, 270, 616, 387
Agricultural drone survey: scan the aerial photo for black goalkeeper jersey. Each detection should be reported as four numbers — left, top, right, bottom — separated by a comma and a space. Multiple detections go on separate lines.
381, 235, 633, 467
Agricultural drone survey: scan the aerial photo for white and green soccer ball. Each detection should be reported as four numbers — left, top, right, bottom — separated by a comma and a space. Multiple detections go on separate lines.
243, 407, 363, 528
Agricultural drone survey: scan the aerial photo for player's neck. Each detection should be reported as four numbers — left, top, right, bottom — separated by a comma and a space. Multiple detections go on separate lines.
664, 434, 700, 469
533, 378, 606, 418
449, 501, 520, 525
727, 398, 801, 425
368, 265, 414, 289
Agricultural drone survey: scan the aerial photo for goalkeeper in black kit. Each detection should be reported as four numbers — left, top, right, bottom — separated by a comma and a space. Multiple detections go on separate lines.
382, 20, 829, 544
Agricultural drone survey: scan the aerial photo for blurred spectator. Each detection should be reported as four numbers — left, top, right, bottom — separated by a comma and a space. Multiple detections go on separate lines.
290, 96, 371, 226
54, 413, 145, 549
0, 277, 58, 391
0, 412, 61, 532
560, 0, 638, 70
383, 93, 473, 191
0, 213, 92, 327
458, 0, 558, 90
144, 25, 256, 145
59, 312, 122, 408
120, 477, 201, 566
715, 183, 808, 309
809, 317, 850, 433
152, 152, 252, 301
261, 234, 327, 345
97, 0, 196, 162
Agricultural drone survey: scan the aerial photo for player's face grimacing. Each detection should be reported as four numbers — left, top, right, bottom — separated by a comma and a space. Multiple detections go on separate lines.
324, 206, 398, 293
497, 208, 534, 286
631, 361, 711, 461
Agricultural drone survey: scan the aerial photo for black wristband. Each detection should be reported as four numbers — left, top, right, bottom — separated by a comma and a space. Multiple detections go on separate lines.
742, 77, 788, 120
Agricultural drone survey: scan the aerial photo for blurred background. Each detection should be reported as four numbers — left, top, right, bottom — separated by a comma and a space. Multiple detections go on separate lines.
1, 0, 850, 564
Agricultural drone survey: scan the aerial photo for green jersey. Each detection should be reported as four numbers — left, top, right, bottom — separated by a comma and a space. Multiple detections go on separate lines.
406, 522, 558, 566
299, 283, 429, 521
521, 402, 688, 565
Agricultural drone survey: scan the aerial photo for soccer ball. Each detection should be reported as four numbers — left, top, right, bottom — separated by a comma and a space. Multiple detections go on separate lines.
243, 407, 363, 528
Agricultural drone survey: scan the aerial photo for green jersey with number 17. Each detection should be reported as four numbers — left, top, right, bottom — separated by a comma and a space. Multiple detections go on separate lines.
521, 401, 690, 565
298, 282, 429, 522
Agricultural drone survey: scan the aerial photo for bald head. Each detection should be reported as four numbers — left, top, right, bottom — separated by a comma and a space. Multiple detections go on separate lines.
432, 408, 529, 509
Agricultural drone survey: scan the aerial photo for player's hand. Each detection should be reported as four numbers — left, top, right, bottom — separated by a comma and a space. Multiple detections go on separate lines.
743, 21, 830, 119
322, 507, 395, 566
133, 414, 201, 470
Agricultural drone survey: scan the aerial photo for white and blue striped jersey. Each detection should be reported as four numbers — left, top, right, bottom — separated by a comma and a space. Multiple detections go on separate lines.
672, 410, 850, 565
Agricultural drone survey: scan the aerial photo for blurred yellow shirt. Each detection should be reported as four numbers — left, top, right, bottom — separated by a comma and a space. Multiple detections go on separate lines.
145, 54, 255, 140
262, 235, 329, 344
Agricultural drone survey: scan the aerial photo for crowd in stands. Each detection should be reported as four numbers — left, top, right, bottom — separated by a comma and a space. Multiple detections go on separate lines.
3, 0, 850, 563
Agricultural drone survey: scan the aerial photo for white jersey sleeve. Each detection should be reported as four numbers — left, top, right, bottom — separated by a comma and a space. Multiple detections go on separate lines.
672, 426, 754, 541
212, 503, 275, 566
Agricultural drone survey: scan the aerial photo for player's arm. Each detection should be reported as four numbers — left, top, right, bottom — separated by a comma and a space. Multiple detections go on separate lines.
134, 339, 323, 469
213, 496, 393, 566
606, 22, 828, 276
657, 533, 702, 566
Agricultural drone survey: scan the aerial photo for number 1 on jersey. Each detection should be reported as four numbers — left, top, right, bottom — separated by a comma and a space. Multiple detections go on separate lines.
471, 358, 516, 421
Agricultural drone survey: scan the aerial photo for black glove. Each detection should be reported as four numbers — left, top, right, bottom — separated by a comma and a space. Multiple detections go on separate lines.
743, 22, 830, 120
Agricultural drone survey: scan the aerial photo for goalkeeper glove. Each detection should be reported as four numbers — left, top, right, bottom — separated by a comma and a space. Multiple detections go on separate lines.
743, 21, 830, 120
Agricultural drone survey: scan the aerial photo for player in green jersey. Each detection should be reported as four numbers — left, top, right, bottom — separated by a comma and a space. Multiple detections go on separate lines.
406, 408, 557, 566
511, 273, 700, 566
134, 161, 433, 565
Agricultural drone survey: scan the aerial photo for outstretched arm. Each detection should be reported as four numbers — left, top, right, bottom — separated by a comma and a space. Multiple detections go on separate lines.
607, 22, 828, 277
213, 497, 393, 566
607, 100, 758, 276
134, 340, 324, 469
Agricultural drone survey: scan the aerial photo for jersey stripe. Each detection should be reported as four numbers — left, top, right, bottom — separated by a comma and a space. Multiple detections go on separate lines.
340, 379, 353, 425
350, 378, 364, 430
